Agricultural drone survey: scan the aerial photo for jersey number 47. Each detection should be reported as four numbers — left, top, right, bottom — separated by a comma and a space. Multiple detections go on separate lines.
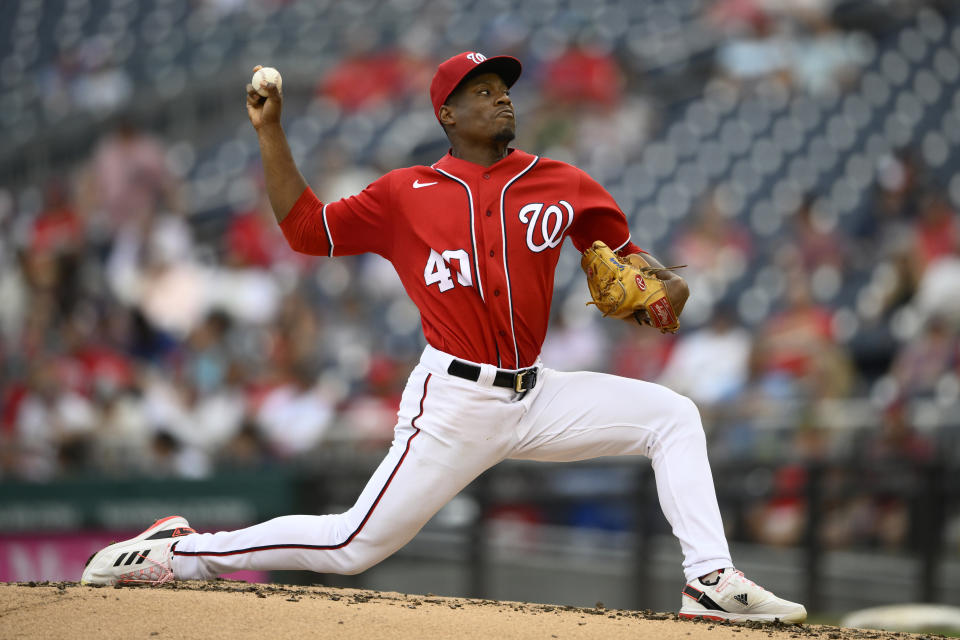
424, 248, 473, 292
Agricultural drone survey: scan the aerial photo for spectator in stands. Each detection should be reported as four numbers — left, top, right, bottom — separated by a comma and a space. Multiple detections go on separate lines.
540, 309, 609, 373
78, 118, 182, 242
12, 181, 89, 345
532, 40, 652, 174
314, 145, 382, 203
318, 41, 431, 113
835, 400, 935, 550
106, 211, 209, 339
226, 189, 297, 270
144, 430, 210, 479
139, 319, 246, 460
854, 152, 922, 260
659, 302, 752, 408
70, 38, 134, 115
888, 314, 960, 400
852, 154, 924, 320
539, 43, 625, 109
910, 192, 959, 281
28, 180, 86, 309
217, 420, 271, 471
338, 354, 408, 450
266, 293, 326, 378
671, 187, 753, 288
254, 361, 335, 459
860, 397, 934, 463
11, 358, 97, 480
54, 307, 137, 410
609, 322, 676, 383
39, 40, 133, 120
89, 379, 151, 476
752, 268, 853, 399
711, 0, 865, 94
711, 3, 792, 87
788, 10, 868, 96
745, 464, 807, 547
913, 243, 960, 327
182, 311, 233, 396
786, 195, 845, 272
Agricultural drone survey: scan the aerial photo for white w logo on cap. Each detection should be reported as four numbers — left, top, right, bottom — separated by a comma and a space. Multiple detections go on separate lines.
466, 52, 487, 64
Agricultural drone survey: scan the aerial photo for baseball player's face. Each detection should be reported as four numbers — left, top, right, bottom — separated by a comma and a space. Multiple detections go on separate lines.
445, 72, 516, 145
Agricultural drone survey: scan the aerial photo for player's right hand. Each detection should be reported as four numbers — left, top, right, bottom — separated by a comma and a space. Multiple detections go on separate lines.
246, 64, 282, 130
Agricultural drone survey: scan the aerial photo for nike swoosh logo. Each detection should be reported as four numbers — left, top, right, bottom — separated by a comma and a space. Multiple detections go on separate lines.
413, 180, 438, 189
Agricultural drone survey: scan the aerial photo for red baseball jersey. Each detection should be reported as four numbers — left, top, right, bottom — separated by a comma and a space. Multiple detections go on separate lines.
281, 148, 642, 369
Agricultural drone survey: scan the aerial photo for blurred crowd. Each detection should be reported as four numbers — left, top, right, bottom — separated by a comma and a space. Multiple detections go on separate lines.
1, 0, 959, 555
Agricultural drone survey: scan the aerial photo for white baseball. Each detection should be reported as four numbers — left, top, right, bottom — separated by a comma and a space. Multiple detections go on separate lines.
252, 66, 282, 97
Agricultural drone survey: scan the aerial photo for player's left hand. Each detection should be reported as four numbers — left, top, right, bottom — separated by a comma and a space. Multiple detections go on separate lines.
581, 241, 687, 333
624, 253, 689, 320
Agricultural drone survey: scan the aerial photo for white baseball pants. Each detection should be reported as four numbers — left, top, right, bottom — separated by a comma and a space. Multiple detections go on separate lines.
172, 345, 732, 583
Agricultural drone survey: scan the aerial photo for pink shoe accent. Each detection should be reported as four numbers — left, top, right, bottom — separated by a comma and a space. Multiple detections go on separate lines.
679, 613, 725, 621
144, 516, 184, 532
117, 551, 175, 586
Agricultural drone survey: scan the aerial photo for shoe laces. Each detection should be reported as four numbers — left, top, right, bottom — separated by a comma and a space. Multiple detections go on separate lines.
722, 569, 762, 591
117, 551, 174, 586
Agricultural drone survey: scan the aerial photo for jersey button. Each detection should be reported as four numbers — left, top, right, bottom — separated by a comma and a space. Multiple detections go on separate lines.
489, 250, 494, 257
485, 210, 492, 217
483, 173, 491, 179
498, 330, 506, 337
494, 289, 500, 296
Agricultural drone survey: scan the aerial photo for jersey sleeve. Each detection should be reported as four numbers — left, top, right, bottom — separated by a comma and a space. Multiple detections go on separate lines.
567, 168, 643, 256
279, 174, 393, 258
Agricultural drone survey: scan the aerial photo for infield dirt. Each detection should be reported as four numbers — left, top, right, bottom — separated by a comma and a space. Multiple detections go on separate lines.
0, 581, 944, 640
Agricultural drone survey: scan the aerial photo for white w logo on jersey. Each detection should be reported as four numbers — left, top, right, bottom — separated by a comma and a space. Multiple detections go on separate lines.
518, 201, 574, 253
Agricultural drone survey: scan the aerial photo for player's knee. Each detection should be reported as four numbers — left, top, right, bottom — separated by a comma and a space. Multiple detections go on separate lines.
328, 543, 389, 575
339, 560, 370, 575
671, 394, 705, 437
343, 551, 389, 575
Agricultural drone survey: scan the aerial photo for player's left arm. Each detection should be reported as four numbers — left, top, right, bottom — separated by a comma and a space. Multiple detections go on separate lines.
569, 168, 689, 320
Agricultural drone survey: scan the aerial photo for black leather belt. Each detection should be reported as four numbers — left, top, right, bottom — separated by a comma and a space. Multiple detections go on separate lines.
447, 360, 539, 392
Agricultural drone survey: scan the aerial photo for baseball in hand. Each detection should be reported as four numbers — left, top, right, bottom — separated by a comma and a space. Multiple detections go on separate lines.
252, 66, 282, 97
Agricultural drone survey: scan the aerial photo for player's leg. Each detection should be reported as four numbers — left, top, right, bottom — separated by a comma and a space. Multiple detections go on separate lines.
171, 428, 462, 578
84, 367, 512, 584
170, 368, 513, 579
511, 367, 731, 580
509, 368, 805, 623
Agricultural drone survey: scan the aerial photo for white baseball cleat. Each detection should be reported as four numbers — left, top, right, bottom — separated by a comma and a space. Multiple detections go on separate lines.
80, 515, 196, 586
679, 568, 807, 624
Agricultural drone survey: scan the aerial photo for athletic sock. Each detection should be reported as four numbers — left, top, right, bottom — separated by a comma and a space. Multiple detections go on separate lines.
698, 568, 724, 586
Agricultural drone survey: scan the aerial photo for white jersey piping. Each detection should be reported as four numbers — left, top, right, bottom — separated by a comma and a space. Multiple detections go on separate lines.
432, 167, 485, 303
322, 203, 334, 258
498, 155, 540, 368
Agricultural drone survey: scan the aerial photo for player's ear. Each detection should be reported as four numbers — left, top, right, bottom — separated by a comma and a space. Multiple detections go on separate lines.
438, 104, 456, 127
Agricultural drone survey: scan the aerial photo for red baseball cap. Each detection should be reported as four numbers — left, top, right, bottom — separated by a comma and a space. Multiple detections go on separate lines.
430, 51, 522, 120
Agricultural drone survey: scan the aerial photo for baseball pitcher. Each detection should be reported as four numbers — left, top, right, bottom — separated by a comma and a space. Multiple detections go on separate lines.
82, 52, 806, 624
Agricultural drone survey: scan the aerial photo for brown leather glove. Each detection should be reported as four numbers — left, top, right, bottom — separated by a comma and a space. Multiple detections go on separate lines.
581, 240, 683, 333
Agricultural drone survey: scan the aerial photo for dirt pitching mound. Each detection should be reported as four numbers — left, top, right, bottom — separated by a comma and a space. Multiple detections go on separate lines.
0, 581, 941, 640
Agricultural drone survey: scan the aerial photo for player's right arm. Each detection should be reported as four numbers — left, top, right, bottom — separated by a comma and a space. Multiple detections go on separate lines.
246, 65, 307, 223
245, 66, 393, 259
